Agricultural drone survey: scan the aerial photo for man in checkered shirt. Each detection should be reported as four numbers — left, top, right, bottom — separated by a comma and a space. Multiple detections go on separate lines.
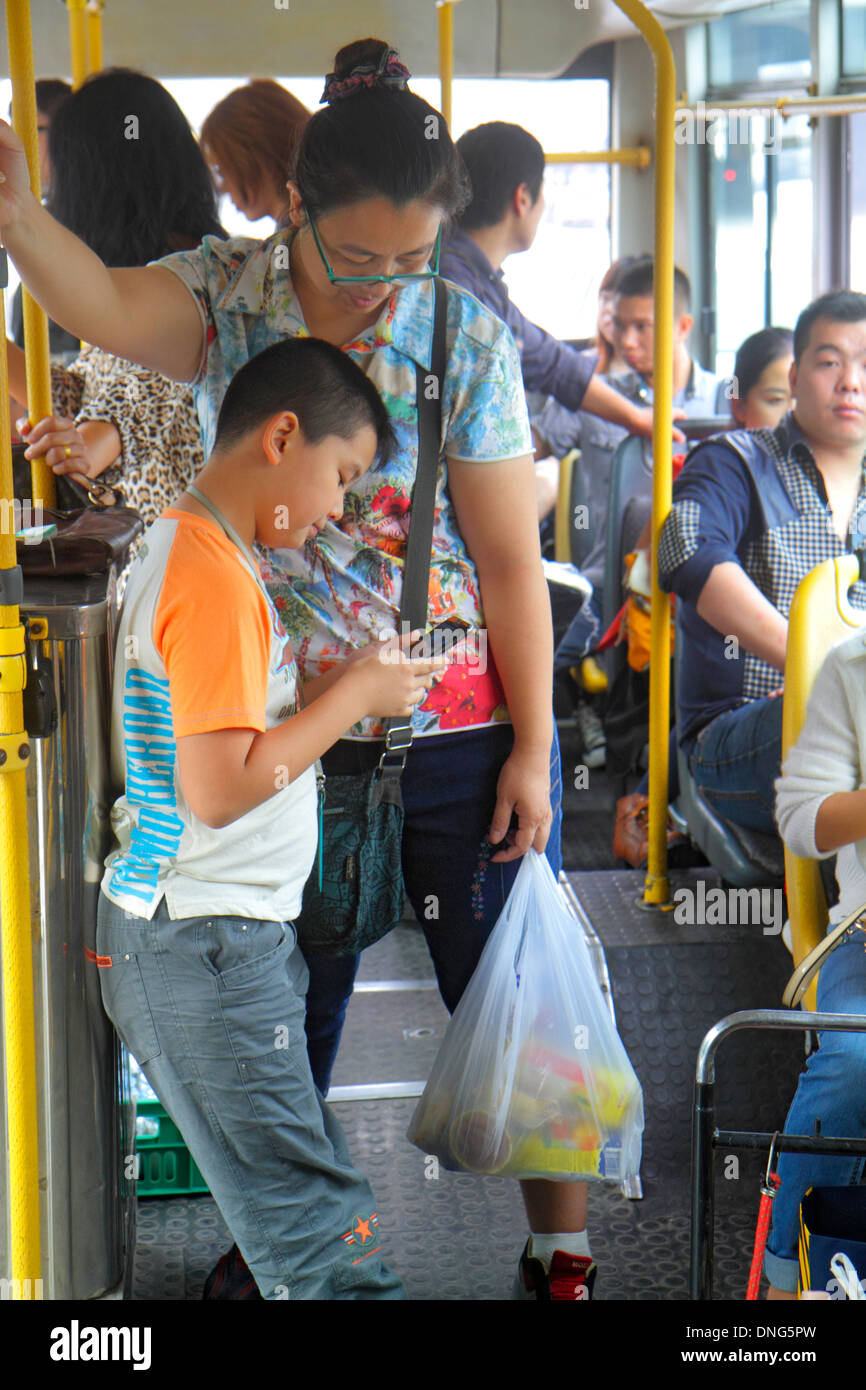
659, 290, 866, 836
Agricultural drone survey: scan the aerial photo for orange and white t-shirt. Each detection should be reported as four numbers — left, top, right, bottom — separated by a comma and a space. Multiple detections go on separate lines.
101, 509, 317, 922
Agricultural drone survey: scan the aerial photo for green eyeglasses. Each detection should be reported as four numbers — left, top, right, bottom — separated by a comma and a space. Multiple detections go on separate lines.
306, 215, 441, 286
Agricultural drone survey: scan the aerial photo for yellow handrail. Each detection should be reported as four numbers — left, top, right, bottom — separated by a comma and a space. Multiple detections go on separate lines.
611, 0, 675, 908
546, 148, 651, 168
67, 0, 89, 90
86, 0, 103, 75
1, 5, 42, 1302
437, 0, 459, 129
7, 2, 55, 512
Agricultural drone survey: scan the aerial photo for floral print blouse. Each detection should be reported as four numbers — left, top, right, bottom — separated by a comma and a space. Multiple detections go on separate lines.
156, 230, 534, 739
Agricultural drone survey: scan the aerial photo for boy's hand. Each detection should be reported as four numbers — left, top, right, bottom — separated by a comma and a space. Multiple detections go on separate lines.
0, 120, 35, 230
338, 627, 424, 667
348, 642, 446, 719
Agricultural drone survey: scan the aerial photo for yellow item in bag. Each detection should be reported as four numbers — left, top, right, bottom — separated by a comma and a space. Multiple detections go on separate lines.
622, 550, 674, 674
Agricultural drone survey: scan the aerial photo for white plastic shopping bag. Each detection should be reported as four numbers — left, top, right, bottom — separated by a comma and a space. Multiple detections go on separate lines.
407, 851, 644, 1181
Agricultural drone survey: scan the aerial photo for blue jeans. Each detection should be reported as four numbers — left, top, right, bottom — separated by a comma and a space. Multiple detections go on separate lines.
554, 592, 602, 673
764, 935, 866, 1292
96, 893, 405, 1300
687, 696, 784, 835
302, 723, 563, 1093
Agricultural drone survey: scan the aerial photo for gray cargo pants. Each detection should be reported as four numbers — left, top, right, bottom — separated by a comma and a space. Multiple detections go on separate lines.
96, 891, 405, 1300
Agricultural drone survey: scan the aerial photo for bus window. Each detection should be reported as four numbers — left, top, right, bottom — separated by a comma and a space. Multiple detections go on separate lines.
710, 113, 812, 377
443, 78, 611, 342
842, 0, 866, 79
707, 0, 811, 87
849, 113, 866, 289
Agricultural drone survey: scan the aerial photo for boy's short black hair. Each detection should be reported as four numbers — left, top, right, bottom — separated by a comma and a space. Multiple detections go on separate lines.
213, 337, 396, 464
793, 291, 866, 363
615, 255, 692, 317
456, 122, 545, 231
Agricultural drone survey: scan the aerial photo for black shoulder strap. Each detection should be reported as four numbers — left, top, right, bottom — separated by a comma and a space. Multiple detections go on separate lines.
376, 276, 448, 782
401, 277, 448, 631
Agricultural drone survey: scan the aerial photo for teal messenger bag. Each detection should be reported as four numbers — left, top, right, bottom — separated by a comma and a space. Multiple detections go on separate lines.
295, 278, 448, 957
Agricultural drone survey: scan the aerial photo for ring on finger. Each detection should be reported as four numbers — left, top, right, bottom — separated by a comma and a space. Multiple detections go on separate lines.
63, 445, 72, 459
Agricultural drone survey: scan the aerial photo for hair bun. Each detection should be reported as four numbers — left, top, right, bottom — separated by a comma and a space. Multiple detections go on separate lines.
321, 46, 411, 104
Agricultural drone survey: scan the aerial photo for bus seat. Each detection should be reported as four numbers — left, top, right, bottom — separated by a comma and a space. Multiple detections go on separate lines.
602, 434, 652, 639
673, 609, 786, 888
780, 553, 865, 1009
554, 448, 580, 564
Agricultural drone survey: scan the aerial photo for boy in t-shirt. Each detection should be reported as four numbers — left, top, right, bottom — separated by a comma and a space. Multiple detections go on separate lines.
97, 338, 442, 1300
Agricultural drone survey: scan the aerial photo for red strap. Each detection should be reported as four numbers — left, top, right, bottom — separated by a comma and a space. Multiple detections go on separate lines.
596, 604, 625, 652
746, 1172, 781, 1299
84, 945, 113, 968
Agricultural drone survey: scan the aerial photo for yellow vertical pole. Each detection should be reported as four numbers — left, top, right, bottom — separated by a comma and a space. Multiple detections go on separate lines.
611, 0, 675, 907
0, 7, 41, 1297
86, 0, 103, 76
7, 2, 56, 512
67, 0, 89, 90
437, 1, 456, 129
0, 319, 39, 1301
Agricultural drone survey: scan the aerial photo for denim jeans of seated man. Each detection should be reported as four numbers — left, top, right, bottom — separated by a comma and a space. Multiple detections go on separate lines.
96, 892, 405, 1300
553, 592, 602, 674
764, 934, 866, 1293
302, 722, 563, 1095
687, 695, 784, 836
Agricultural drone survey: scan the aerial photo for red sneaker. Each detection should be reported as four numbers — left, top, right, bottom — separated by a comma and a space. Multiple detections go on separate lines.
515, 1241, 597, 1301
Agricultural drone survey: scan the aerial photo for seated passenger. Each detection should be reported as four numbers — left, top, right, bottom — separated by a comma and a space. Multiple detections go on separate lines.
547, 259, 726, 766
730, 326, 794, 430
659, 290, 866, 839
535, 259, 642, 534
770, 632, 866, 1298
200, 78, 310, 226
539, 257, 728, 642
98, 337, 439, 1299
613, 325, 795, 866
440, 122, 659, 441
590, 256, 643, 378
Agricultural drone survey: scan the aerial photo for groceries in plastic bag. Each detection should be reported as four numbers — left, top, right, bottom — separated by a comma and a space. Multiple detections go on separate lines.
407, 851, 644, 1180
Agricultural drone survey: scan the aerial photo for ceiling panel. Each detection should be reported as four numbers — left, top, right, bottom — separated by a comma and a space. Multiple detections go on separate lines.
1, 0, 740, 80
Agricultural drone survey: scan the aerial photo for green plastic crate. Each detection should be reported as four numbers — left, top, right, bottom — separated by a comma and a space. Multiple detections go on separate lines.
134, 1098, 210, 1197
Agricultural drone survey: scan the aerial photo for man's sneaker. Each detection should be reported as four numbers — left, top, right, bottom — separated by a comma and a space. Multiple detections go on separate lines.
574, 703, 606, 769
202, 1242, 262, 1300
514, 1240, 598, 1301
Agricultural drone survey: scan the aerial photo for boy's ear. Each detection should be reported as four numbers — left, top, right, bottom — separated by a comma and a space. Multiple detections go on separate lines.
262, 411, 301, 464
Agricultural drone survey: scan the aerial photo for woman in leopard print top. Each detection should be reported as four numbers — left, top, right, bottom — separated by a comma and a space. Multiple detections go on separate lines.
12, 345, 205, 594
8, 68, 224, 593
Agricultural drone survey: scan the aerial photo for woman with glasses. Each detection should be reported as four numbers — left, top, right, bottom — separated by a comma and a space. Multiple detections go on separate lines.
0, 38, 586, 1302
